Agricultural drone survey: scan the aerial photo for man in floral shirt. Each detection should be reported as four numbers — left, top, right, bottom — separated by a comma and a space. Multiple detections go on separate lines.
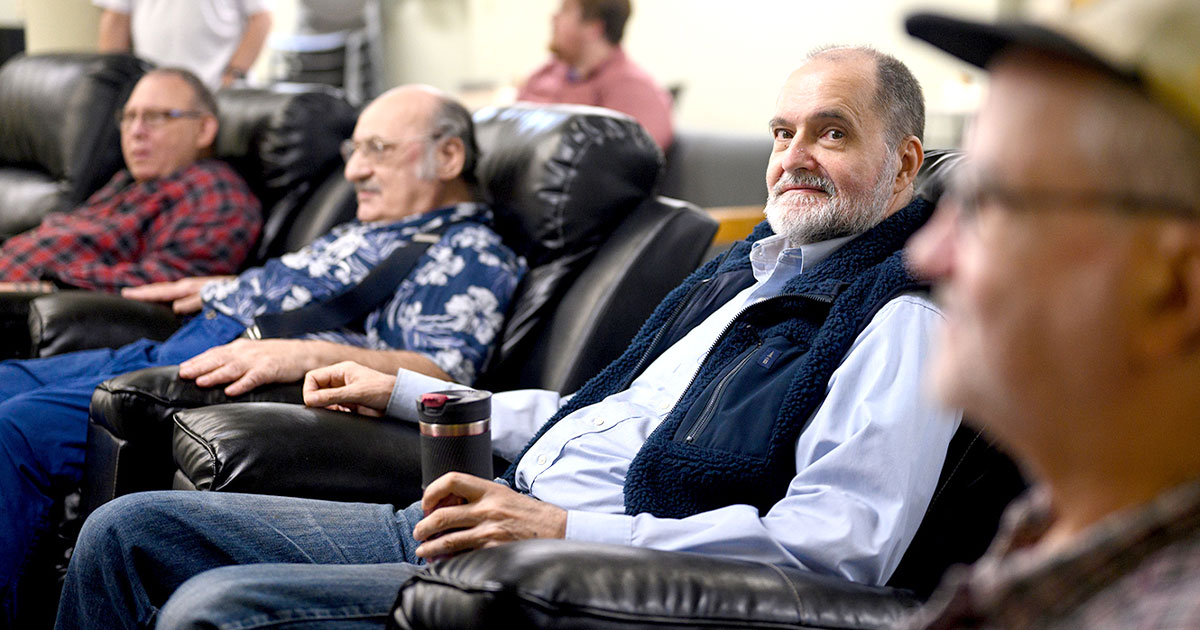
0, 67, 261, 293
0, 84, 524, 623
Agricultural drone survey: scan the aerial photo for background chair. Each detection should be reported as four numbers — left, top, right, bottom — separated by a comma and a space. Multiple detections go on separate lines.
0, 52, 148, 359
160, 149, 1023, 630
26, 87, 357, 358
0, 52, 147, 239
8, 76, 359, 628
658, 128, 773, 257
79, 103, 716, 517
381, 148, 1025, 630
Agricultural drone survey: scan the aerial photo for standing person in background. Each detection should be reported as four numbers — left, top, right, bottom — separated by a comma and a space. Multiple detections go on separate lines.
518, 0, 674, 150
95, 0, 272, 90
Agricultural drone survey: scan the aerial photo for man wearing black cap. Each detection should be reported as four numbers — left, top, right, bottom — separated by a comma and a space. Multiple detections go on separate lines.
905, 0, 1200, 626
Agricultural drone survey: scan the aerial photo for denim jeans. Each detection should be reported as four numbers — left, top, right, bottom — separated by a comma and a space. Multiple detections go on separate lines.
0, 313, 244, 624
55, 491, 427, 630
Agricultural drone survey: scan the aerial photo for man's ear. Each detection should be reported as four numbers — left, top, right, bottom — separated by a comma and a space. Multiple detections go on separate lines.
1136, 224, 1200, 361
892, 135, 924, 195
435, 136, 467, 181
195, 114, 219, 152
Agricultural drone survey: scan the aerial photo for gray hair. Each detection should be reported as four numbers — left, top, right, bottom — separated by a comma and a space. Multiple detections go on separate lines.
808, 46, 925, 151
139, 67, 219, 119
422, 95, 480, 187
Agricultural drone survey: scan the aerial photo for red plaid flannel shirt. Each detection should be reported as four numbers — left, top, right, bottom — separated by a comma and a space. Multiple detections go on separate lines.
0, 159, 262, 292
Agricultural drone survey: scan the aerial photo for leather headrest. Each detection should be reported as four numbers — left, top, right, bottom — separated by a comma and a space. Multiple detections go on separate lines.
473, 103, 662, 266
0, 53, 148, 205
915, 149, 964, 205
214, 86, 356, 208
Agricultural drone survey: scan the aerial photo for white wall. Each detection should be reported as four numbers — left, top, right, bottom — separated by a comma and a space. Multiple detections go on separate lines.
0, 0, 21, 26
9, 0, 1003, 146
15, 0, 101, 52
370, 0, 999, 145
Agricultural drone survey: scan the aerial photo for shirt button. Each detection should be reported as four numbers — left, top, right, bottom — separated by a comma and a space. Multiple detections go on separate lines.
536, 455, 547, 465
593, 418, 605, 427
205, 310, 216, 319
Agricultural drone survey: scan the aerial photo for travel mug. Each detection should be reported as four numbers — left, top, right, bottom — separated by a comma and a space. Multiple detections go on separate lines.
417, 389, 493, 488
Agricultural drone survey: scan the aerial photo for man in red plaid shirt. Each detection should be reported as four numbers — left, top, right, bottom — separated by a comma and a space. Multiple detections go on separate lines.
0, 67, 261, 294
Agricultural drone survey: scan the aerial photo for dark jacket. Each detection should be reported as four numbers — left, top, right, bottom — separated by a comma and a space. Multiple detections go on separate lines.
504, 197, 934, 518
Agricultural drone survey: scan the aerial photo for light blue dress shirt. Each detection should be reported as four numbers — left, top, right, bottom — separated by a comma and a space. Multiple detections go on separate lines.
388, 233, 961, 585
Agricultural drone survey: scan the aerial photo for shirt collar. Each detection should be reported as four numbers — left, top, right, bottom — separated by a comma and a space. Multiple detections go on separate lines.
748, 232, 859, 283
567, 47, 625, 82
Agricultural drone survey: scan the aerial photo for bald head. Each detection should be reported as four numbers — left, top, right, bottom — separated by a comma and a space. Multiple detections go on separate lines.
343, 86, 479, 223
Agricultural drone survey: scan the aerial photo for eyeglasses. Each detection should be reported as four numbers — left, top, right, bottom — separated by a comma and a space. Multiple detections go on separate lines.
946, 172, 1198, 227
339, 134, 436, 163
117, 108, 206, 129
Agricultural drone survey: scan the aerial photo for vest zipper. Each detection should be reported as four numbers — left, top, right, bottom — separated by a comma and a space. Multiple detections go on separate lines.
666, 291, 835, 439
684, 339, 762, 444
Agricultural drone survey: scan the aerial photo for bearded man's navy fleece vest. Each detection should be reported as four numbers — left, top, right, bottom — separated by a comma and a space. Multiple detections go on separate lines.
503, 197, 934, 519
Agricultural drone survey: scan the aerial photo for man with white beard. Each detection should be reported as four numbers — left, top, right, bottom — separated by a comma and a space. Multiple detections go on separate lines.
58, 46, 961, 630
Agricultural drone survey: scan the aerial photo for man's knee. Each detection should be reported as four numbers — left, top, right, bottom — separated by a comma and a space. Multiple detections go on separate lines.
73, 491, 193, 570
156, 567, 249, 630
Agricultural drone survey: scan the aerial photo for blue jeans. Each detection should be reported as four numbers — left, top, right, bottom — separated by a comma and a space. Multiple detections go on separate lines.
0, 313, 245, 624
55, 491, 426, 630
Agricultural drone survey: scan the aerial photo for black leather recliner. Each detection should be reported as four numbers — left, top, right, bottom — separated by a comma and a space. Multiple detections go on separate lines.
79, 103, 718, 516
0, 53, 148, 238
383, 150, 1021, 630
0, 53, 149, 358
0, 56, 359, 359
21, 86, 358, 358
160, 150, 1024, 630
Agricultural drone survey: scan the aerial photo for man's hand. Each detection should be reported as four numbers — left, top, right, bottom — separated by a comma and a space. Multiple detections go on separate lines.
179, 338, 320, 396
413, 473, 567, 562
121, 276, 233, 314
303, 361, 396, 416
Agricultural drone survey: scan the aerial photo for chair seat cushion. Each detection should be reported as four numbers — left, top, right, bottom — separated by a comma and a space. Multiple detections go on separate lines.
391, 540, 921, 630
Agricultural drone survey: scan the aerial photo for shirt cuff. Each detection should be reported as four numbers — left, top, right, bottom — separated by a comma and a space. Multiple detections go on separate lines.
564, 510, 633, 546
386, 369, 471, 422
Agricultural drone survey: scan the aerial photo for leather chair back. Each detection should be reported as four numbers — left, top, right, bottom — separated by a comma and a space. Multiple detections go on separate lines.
659, 128, 773, 209
468, 103, 715, 392
211, 86, 358, 265
0, 53, 148, 239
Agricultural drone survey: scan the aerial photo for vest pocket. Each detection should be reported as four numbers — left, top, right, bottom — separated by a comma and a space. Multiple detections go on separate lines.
673, 335, 804, 456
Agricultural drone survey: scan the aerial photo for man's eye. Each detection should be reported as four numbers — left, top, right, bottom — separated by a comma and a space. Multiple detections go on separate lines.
824, 129, 846, 141
368, 139, 388, 153
772, 128, 793, 141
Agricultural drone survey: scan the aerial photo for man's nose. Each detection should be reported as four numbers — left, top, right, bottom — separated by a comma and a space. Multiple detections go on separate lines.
780, 139, 819, 174
906, 201, 960, 282
344, 149, 371, 181
125, 116, 151, 136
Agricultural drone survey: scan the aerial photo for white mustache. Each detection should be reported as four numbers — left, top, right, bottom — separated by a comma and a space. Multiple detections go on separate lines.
772, 171, 836, 197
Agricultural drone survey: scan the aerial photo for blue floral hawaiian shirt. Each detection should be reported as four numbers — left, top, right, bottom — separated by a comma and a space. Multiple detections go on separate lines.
201, 203, 525, 384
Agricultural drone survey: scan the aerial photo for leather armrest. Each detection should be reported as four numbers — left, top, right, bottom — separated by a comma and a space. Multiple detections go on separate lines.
0, 291, 47, 359
172, 402, 507, 506
28, 291, 181, 357
82, 366, 304, 517
391, 540, 921, 630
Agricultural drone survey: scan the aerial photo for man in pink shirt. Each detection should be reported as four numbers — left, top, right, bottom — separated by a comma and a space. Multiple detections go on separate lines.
518, 0, 674, 150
